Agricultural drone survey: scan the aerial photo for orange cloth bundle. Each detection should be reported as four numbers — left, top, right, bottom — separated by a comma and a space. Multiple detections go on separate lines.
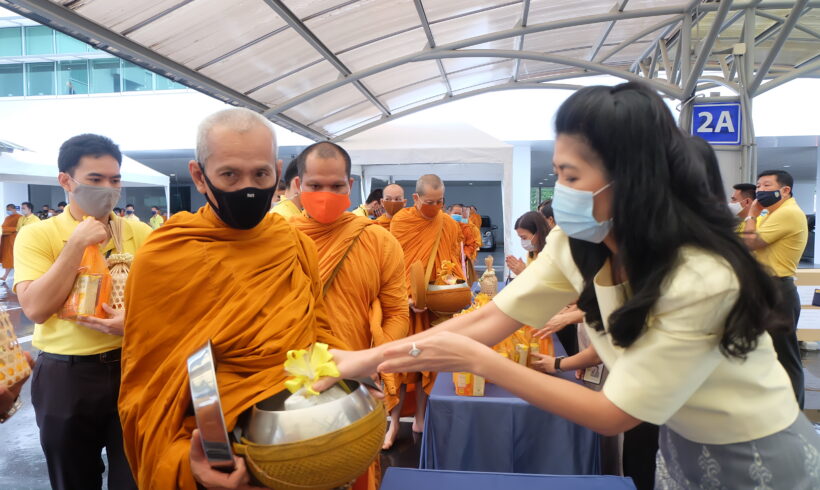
59, 241, 112, 320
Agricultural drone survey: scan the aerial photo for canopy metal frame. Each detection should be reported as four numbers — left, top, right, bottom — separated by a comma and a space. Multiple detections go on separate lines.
2, 0, 819, 142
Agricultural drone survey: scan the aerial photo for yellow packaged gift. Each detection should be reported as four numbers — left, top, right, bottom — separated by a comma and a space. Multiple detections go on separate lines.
453, 372, 485, 396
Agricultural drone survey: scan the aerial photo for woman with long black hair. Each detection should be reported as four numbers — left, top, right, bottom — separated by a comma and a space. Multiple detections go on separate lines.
321, 82, 820, 487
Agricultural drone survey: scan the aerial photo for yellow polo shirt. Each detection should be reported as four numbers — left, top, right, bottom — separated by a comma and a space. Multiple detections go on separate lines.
494, 227, 798, 444
754, 197, 808, 277
352, 205, 369, 217
270, 198, 302, 219
16, 214, 40, 230
149, 213, 164, 230
13, 205, 153, 355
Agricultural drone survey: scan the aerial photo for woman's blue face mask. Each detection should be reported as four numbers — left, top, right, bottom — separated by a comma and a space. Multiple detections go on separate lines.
552, 181, 612, 243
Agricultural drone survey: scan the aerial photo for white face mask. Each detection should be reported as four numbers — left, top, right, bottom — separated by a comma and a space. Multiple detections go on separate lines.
521, 238, 536, 252
727, 201, 743, 216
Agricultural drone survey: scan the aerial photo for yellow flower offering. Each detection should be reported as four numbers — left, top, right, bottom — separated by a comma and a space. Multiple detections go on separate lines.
284, 343, 340, 397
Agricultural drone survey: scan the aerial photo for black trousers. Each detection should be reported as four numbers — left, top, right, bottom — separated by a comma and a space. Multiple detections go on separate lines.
771, 277, 805, 409
556, 325, 579, 356
622, 422, 659, 490
31, 352, 137, 490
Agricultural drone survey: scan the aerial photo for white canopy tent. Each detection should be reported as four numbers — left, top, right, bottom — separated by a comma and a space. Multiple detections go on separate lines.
0, 147, 170, 206
343, 122, 517, 260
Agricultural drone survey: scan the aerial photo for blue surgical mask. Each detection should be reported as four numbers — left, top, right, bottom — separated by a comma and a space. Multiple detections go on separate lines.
6, 210, 13, 216
451, 214, 463, 223
552, 181, 613, 243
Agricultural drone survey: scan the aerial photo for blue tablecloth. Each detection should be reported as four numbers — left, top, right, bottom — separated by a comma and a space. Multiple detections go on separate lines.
382, 468, 635, 490
419, 337, 600, 475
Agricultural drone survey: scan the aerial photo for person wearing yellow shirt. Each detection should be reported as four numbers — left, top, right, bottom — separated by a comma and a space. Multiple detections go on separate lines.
14, 134, 151, 490
271, 158, 303, 218
740, 169, 808, 408
729, 183, 755, 234
353, 188, 384, 219
16, 202, 40, 230
123, 203, 141, 222
148, 206, 164, 229
325, 83, 819, 488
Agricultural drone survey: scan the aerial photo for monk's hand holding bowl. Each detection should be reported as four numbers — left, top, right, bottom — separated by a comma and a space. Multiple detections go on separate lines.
190, 429, 262, 490
378, 331, 490, 375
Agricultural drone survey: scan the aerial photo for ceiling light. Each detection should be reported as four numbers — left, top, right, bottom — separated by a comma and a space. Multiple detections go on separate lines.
783, 165, 791, 167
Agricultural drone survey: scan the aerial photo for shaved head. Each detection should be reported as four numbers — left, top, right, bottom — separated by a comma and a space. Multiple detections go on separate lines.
416, 174, 444, 196
383, 184, 404, 200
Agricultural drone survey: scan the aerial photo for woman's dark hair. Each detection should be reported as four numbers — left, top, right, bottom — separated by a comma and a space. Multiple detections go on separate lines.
688, 135, 726, 201
514, 211, 549, 259
557, 82, 785, 359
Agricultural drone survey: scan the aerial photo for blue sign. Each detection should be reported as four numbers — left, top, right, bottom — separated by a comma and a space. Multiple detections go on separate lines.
691, 102, 742, 145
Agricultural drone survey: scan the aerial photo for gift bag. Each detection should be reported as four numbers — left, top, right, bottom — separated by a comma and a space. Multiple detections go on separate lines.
59, 244, 113, 320
0, 307, 30, 389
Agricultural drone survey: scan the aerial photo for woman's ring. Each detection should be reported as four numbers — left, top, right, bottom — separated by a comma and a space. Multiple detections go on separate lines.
409, 343, 422, 357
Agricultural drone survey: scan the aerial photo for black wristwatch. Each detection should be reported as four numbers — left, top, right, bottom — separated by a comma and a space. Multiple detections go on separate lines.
554, 356, 566, 373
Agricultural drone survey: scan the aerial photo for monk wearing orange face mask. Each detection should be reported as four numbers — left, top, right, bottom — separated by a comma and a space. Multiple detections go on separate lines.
289, 142, 409, 489
384, 174, 466, 447
376, 183, 406, 230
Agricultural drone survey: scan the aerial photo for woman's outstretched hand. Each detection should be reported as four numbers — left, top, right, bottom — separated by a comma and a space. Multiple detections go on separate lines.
312, 349, 381, 393
378, 331, 489, 376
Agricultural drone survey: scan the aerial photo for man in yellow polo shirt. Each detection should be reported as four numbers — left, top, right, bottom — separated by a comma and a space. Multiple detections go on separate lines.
271, 158, 303, 218
741, 169, 808, 408
14, 134, 151, 489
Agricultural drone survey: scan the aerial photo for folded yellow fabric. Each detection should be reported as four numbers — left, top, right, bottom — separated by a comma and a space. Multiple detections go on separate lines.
284, 343, 340, 397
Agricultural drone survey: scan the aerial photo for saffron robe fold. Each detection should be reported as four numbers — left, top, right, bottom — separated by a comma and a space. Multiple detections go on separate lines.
119, 205, 345, 489
375, 214, 392, 230
389, 207, 465, 394
290, 212, 408, 490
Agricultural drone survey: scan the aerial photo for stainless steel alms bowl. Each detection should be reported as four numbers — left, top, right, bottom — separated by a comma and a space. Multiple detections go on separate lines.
243, 380, 378, 445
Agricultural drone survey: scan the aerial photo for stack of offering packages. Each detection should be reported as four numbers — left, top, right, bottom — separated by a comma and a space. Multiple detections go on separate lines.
453, 372, 485, 396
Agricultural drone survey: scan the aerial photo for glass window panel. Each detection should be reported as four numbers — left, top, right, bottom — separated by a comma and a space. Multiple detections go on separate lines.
122, 61, 154, 91
127, 0, 287, 70
55, 30, 89, 54
305, 0, 419, 53
249, 60, 339, 107
26, 62, 56, 96
58, 60, 89, 95
156, 75, 186, 90
362, 61, 442, 95
24, 26, 54, 55
0, 64, 24, 97
0, 27, 22, 56
91, 59, 122, 93
338, 29, 428, 72
429, 3, 520, 47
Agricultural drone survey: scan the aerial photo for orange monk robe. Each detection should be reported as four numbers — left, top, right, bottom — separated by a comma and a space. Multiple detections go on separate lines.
290, 212, 408, 490
460, 221, 481, 284
389, 207, 465, 395
1, 212, 20, 269
375, 214, 391, 230
119, 205, 347, 490
469, 212, 482, 230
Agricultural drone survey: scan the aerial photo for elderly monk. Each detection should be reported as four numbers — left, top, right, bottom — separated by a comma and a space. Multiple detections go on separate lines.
271, 158, 303, 218
119, 108, 346, 490
449, 203, 481, 284
1, 204, 21, 282
290, 141, 408, 486
387, 174, 466, 436
376, 184, 406, 231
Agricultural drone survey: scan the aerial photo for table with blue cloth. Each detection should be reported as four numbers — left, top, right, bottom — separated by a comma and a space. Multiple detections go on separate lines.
419, 337, 601, 475
382, 468, 635, 490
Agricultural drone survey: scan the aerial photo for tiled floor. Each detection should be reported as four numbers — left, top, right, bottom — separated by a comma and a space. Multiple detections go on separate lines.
0, 279, 817, 488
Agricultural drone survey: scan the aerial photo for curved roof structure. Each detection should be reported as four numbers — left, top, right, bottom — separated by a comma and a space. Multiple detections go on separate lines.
2, 0, 818, 141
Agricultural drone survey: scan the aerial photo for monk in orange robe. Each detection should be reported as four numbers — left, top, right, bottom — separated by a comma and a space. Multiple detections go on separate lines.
468, 205, 482, 230
1, 204, 21, 281
119, 108, 346, 490
289, 142, 408, 485
375, 183, 406, 231
449, 203, 481, 284
388, 174, 466, 436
